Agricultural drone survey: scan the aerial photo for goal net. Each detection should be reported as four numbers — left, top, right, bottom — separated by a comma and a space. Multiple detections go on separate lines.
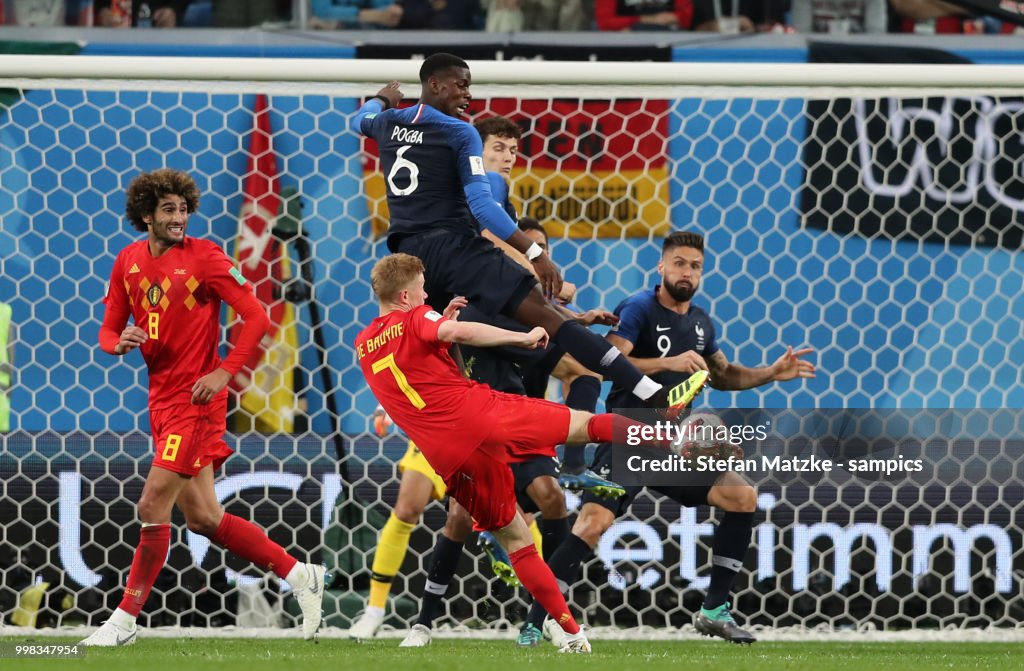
1, 56, 1023, 636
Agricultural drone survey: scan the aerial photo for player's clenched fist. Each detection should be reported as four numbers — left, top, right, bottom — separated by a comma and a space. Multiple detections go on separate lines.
114, 325, 148, 355
521, 327, 549, 350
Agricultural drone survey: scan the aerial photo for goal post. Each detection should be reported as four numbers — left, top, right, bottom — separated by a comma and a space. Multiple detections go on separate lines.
1, 55, 1023, 635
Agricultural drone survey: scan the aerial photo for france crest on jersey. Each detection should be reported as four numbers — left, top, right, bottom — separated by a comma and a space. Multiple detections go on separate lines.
606, 286, 720, 410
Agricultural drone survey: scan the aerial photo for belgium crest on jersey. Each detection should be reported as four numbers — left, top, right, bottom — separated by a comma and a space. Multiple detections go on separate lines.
147, 283, 164, 308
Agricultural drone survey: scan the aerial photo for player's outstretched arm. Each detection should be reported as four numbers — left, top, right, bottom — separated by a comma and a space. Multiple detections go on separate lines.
437, 320, 548, 350
769, 345, 816, 382
498, 226, 563, 298
704, 346, 815, 391
351, 81, 403, 135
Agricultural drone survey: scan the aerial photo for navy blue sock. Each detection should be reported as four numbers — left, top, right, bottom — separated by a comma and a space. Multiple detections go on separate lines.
537, 517, 569, 560
562, 375, 601, 472
526, 532, 592, 628
553, 321, 647, 399
416, 535, 464, 627
703, 511, 754, 610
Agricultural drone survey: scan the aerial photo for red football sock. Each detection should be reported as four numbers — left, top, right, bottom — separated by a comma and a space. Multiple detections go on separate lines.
118, 523, 171, 617
509, 545, 580, 635
587, 413, 671, 450
211, 513, 298, 579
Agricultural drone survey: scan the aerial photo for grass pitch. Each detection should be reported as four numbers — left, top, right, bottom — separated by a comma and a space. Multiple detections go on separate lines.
2, 638, 1022, 671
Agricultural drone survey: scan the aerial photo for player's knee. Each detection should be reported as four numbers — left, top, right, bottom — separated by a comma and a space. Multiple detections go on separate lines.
444, 507, 473, 542
551, 357, 579, 386
566, 409, 595, 443
716, 482, 757, 513
136, 496, 160, 525
552, 355, 591, 385
393, 499, 424, 525
530, 478, 567, 518
571, 505, 612, 548
737, 484, 758, 513
539, 498, 568, 520
184, 510, 223, 538
557, 370, 579, 386
137, 486, 174, 524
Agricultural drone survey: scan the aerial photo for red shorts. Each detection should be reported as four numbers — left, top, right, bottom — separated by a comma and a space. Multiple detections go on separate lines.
481, 392, 571, 463
150, 397, 232, 477
443, 441, 518, 531
442, 392, 572, 531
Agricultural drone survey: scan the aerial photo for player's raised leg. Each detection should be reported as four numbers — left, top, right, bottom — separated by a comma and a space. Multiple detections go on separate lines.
512, 291, 706, 419
175, 464, 327, 641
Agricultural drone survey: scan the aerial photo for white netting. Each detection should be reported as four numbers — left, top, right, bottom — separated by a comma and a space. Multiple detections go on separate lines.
1, 58, 1023, 634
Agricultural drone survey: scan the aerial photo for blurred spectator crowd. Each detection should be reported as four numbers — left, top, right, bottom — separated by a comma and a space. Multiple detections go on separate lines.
6, 0, 1019, 34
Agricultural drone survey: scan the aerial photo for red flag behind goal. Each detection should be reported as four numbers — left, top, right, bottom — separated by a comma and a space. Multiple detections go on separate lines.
227, 93, 299, 433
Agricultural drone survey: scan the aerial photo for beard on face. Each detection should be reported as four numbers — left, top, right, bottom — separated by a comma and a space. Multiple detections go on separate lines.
663, 279, 697, 303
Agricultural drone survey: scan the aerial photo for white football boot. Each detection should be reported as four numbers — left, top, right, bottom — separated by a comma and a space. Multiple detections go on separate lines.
543, 617, 568, 648
79, 619, 137, 647
399, 624, 432, 647
557, 629, 592, 654
348, 607, 385, 640
290, 563, 327, 640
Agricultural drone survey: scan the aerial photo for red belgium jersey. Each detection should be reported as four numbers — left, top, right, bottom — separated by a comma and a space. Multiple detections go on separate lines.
102, 238, 255, 410
355, 305, 497, 479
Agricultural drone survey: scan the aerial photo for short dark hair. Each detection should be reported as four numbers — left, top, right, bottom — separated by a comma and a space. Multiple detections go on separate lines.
124, 169, 200, 233
518, 217, 547, 241
663, 231, 704, 254
419, 53, 469, 83
474, 115, 522, 142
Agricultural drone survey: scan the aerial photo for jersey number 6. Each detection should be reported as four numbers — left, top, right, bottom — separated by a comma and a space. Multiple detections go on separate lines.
387, 146, 420, 196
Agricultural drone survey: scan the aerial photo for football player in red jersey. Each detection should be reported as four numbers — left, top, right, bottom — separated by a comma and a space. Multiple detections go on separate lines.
355, 254, 707, 653
82, 169, 326, 646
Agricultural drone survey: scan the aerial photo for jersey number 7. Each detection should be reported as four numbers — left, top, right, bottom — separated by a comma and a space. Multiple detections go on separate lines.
371, 353, 426, 409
